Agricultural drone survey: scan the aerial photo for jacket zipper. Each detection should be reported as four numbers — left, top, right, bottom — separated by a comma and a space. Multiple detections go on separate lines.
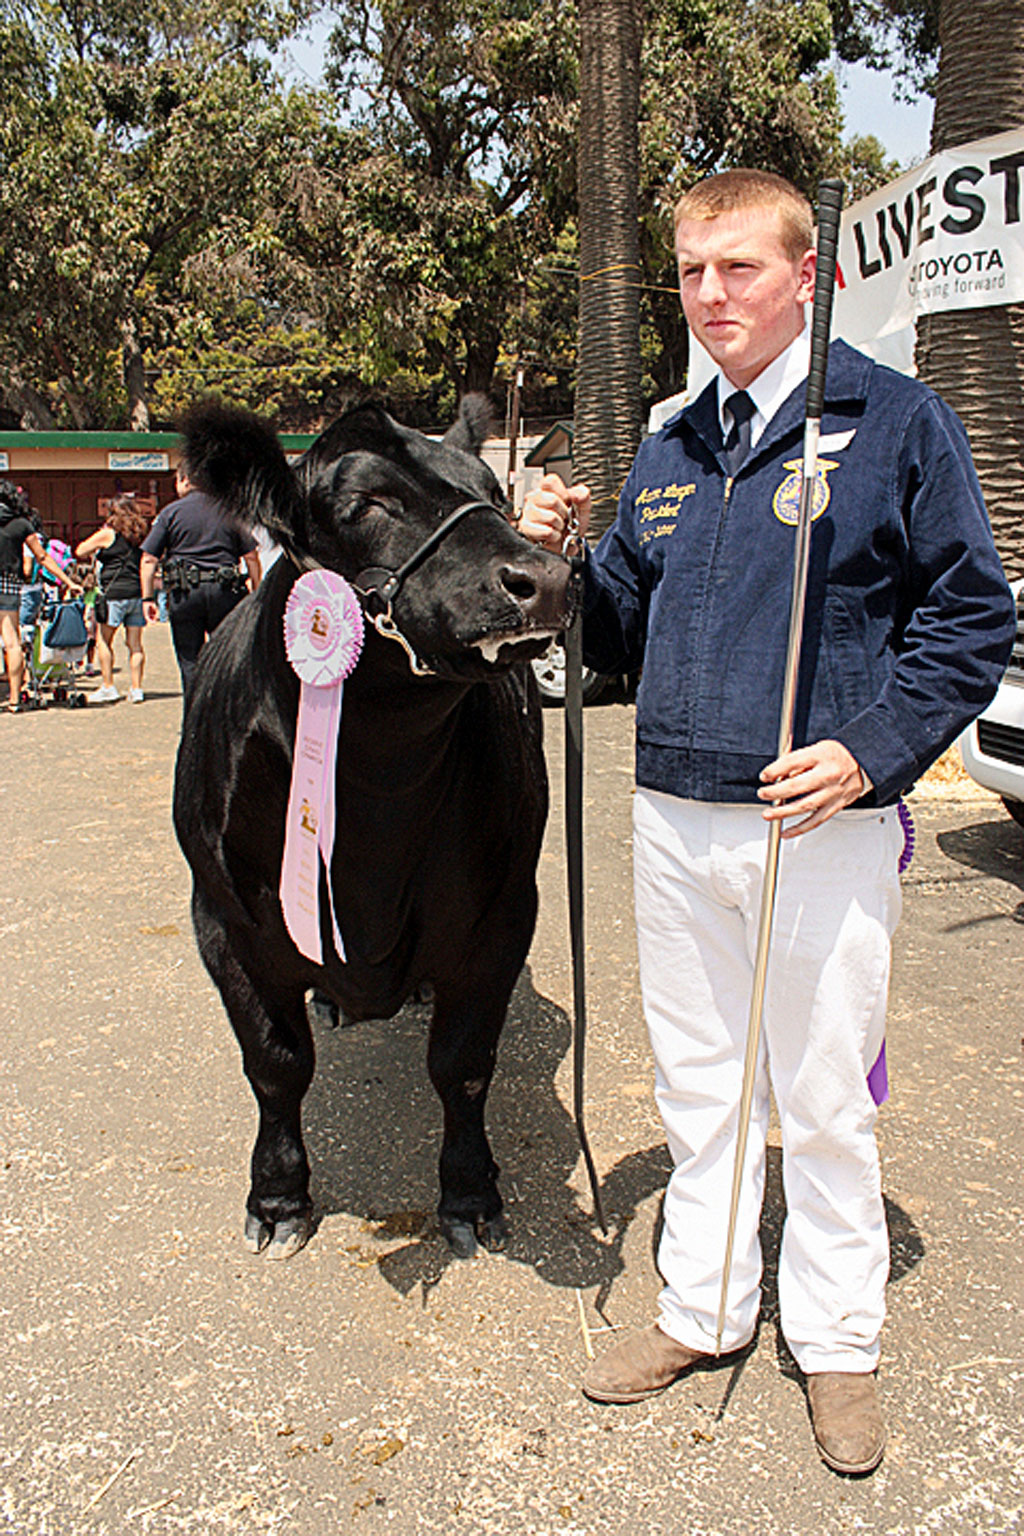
685, 472, 733, 752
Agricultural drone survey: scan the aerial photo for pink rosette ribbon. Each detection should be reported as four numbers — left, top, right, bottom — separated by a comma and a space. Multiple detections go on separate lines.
280, 570, 364, 963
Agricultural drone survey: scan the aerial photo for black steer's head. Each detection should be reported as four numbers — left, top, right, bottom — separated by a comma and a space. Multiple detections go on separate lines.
180, 396, 576, 682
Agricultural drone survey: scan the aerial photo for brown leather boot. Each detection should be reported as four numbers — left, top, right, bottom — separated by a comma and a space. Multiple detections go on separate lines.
806, 1371, 886, 1474
583, 1325, 708, 1404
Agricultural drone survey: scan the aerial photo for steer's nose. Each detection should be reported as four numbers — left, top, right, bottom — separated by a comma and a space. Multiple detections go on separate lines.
497, 554, 573, 627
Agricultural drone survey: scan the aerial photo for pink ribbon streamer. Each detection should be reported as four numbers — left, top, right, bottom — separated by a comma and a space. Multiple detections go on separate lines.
280, 571, 364, 964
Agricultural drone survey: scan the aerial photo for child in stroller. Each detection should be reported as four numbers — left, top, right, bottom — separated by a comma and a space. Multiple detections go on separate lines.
23, 590, 90, 707
0, 484, 82, 711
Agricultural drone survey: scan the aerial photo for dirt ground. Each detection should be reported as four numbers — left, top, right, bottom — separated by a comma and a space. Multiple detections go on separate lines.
2, 622, 1022, 1535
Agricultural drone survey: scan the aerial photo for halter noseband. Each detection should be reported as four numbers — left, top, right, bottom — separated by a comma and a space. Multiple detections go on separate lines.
353, 499, 498, 617
290, 499, 506, 677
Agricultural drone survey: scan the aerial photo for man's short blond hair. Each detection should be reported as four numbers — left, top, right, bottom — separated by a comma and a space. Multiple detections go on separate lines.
674, 169, 814, 262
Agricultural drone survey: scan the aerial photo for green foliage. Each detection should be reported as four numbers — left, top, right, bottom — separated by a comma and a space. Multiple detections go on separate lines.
839, 133, 902, 201
0, 0, 926, 431
829, 0, 939, 95
638, 0, 846, 403
0, 0, 322, 427
643, 0, 842, 199
149, 304, 364, 426
308, 0, 579, 406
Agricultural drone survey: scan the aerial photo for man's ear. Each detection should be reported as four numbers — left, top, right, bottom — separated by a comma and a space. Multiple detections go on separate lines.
800, 246, 818, 306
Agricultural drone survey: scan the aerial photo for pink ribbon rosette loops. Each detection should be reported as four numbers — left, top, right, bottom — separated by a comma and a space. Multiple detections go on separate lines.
280, 570, 365, 964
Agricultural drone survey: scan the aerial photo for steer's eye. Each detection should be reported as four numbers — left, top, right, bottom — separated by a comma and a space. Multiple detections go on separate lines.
352, 496, 398, 521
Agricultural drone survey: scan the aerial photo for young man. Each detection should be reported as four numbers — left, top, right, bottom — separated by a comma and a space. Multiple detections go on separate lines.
520, 169, 1014, 1474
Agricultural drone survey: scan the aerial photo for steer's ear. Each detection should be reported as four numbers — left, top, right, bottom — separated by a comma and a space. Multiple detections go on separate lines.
304, 402, 402, 468
179, 400, 307, 557
442, 393, 493, 456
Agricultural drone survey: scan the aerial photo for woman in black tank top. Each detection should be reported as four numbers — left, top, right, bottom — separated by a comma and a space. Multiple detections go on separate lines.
75, 494, 153, 703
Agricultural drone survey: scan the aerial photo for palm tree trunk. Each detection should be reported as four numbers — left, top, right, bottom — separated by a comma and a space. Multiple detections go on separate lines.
915, 0, 1024, 574
575, 0, 643, 536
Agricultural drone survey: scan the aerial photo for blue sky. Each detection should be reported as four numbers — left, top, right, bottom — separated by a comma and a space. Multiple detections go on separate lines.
838, 60, 932, 166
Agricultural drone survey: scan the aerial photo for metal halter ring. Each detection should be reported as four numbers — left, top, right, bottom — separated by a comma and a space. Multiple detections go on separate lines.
561, 508, 582, 558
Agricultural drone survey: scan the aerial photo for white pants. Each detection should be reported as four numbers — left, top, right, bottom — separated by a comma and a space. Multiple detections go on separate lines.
633, 789, 903, 1374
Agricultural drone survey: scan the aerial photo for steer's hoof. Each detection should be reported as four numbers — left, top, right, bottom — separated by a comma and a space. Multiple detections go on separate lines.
244, 1210, 312, 1260
244, 1212, 272, 1253
439, 1217, 479, 1259
267, 1213, 313, 1261
477, 1213, 509, 1252
439, 1213, 508, 1258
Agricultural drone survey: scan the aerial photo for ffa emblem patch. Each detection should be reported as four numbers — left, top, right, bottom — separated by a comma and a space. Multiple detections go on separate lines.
772, 458, 839, 526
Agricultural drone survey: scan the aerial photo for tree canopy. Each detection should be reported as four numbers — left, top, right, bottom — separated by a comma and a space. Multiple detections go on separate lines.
0, 0, 931, 432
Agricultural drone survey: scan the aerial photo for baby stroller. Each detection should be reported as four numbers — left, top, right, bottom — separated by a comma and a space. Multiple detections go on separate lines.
27, 593, 89, 707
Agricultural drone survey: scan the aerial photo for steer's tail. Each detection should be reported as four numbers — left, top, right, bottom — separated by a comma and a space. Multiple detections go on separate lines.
179, 399, 308, 564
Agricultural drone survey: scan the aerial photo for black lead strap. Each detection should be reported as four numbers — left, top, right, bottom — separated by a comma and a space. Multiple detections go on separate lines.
565, 560, 607, 1233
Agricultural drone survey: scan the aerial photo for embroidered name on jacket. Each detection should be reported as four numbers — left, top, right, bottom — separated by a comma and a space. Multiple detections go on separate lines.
636, 483, 696, 544
772, 458, 840, 526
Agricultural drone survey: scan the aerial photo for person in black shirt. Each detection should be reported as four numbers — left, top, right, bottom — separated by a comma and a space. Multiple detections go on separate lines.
140, 466, 260, 700
0, 480, 81, 711
76, 493, 153, 703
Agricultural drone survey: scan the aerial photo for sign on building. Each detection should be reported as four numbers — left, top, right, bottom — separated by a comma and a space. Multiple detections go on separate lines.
108, 451, 170, 471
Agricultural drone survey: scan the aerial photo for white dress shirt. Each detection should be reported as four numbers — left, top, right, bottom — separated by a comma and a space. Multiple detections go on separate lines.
716, 322, 811, 451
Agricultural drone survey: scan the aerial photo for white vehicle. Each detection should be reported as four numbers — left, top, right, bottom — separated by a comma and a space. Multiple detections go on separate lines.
958, 577, 1024, 828
531, 639, 609, 705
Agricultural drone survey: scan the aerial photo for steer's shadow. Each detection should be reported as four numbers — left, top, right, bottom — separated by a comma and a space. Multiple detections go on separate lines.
303, 964, 670, 1298
303, 966, 924, 1312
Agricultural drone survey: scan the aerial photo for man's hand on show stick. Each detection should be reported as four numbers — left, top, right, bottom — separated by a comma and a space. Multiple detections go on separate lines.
518, 473, 592, 553
758, 739, 871, 838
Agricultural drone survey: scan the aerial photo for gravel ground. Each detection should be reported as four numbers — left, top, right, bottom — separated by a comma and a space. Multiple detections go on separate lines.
2, 622, 1022, 1535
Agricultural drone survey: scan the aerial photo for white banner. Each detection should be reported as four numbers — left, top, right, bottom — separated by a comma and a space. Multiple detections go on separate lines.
834, 124, 1024, 373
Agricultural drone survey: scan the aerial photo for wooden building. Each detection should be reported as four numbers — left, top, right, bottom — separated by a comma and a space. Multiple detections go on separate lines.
0, 430, 313, 546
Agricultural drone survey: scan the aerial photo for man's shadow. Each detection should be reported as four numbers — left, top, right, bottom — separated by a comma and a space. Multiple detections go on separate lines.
303, 964, 672, 1301
936, 813, 1024, 918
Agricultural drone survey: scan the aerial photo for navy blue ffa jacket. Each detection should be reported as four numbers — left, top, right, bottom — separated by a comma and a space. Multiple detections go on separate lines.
581, 339, 1015, 806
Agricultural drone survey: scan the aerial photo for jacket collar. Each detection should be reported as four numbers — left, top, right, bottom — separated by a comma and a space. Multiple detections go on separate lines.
668, 339, 874, 472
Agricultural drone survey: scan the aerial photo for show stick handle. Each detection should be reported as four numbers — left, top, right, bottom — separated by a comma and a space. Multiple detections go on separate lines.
805, 178, 845, 421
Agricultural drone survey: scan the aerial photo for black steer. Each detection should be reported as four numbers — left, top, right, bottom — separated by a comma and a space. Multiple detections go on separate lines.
172, 397, 575, 1260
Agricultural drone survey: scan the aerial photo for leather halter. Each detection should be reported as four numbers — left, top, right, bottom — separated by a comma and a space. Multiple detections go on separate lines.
353, 499, 498, 616
290, 499, 507, 678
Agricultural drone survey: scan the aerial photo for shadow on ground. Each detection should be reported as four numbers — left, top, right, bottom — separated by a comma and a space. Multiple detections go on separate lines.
938, 813, 1024, 892
637, 1142, 923, 1394
302, 963, 672, 1300
300, 967, 923, 1319
753, 1147, 925, 1381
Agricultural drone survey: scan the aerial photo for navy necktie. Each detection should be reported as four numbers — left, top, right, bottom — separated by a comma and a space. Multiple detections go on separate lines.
723, 390, 756, 477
